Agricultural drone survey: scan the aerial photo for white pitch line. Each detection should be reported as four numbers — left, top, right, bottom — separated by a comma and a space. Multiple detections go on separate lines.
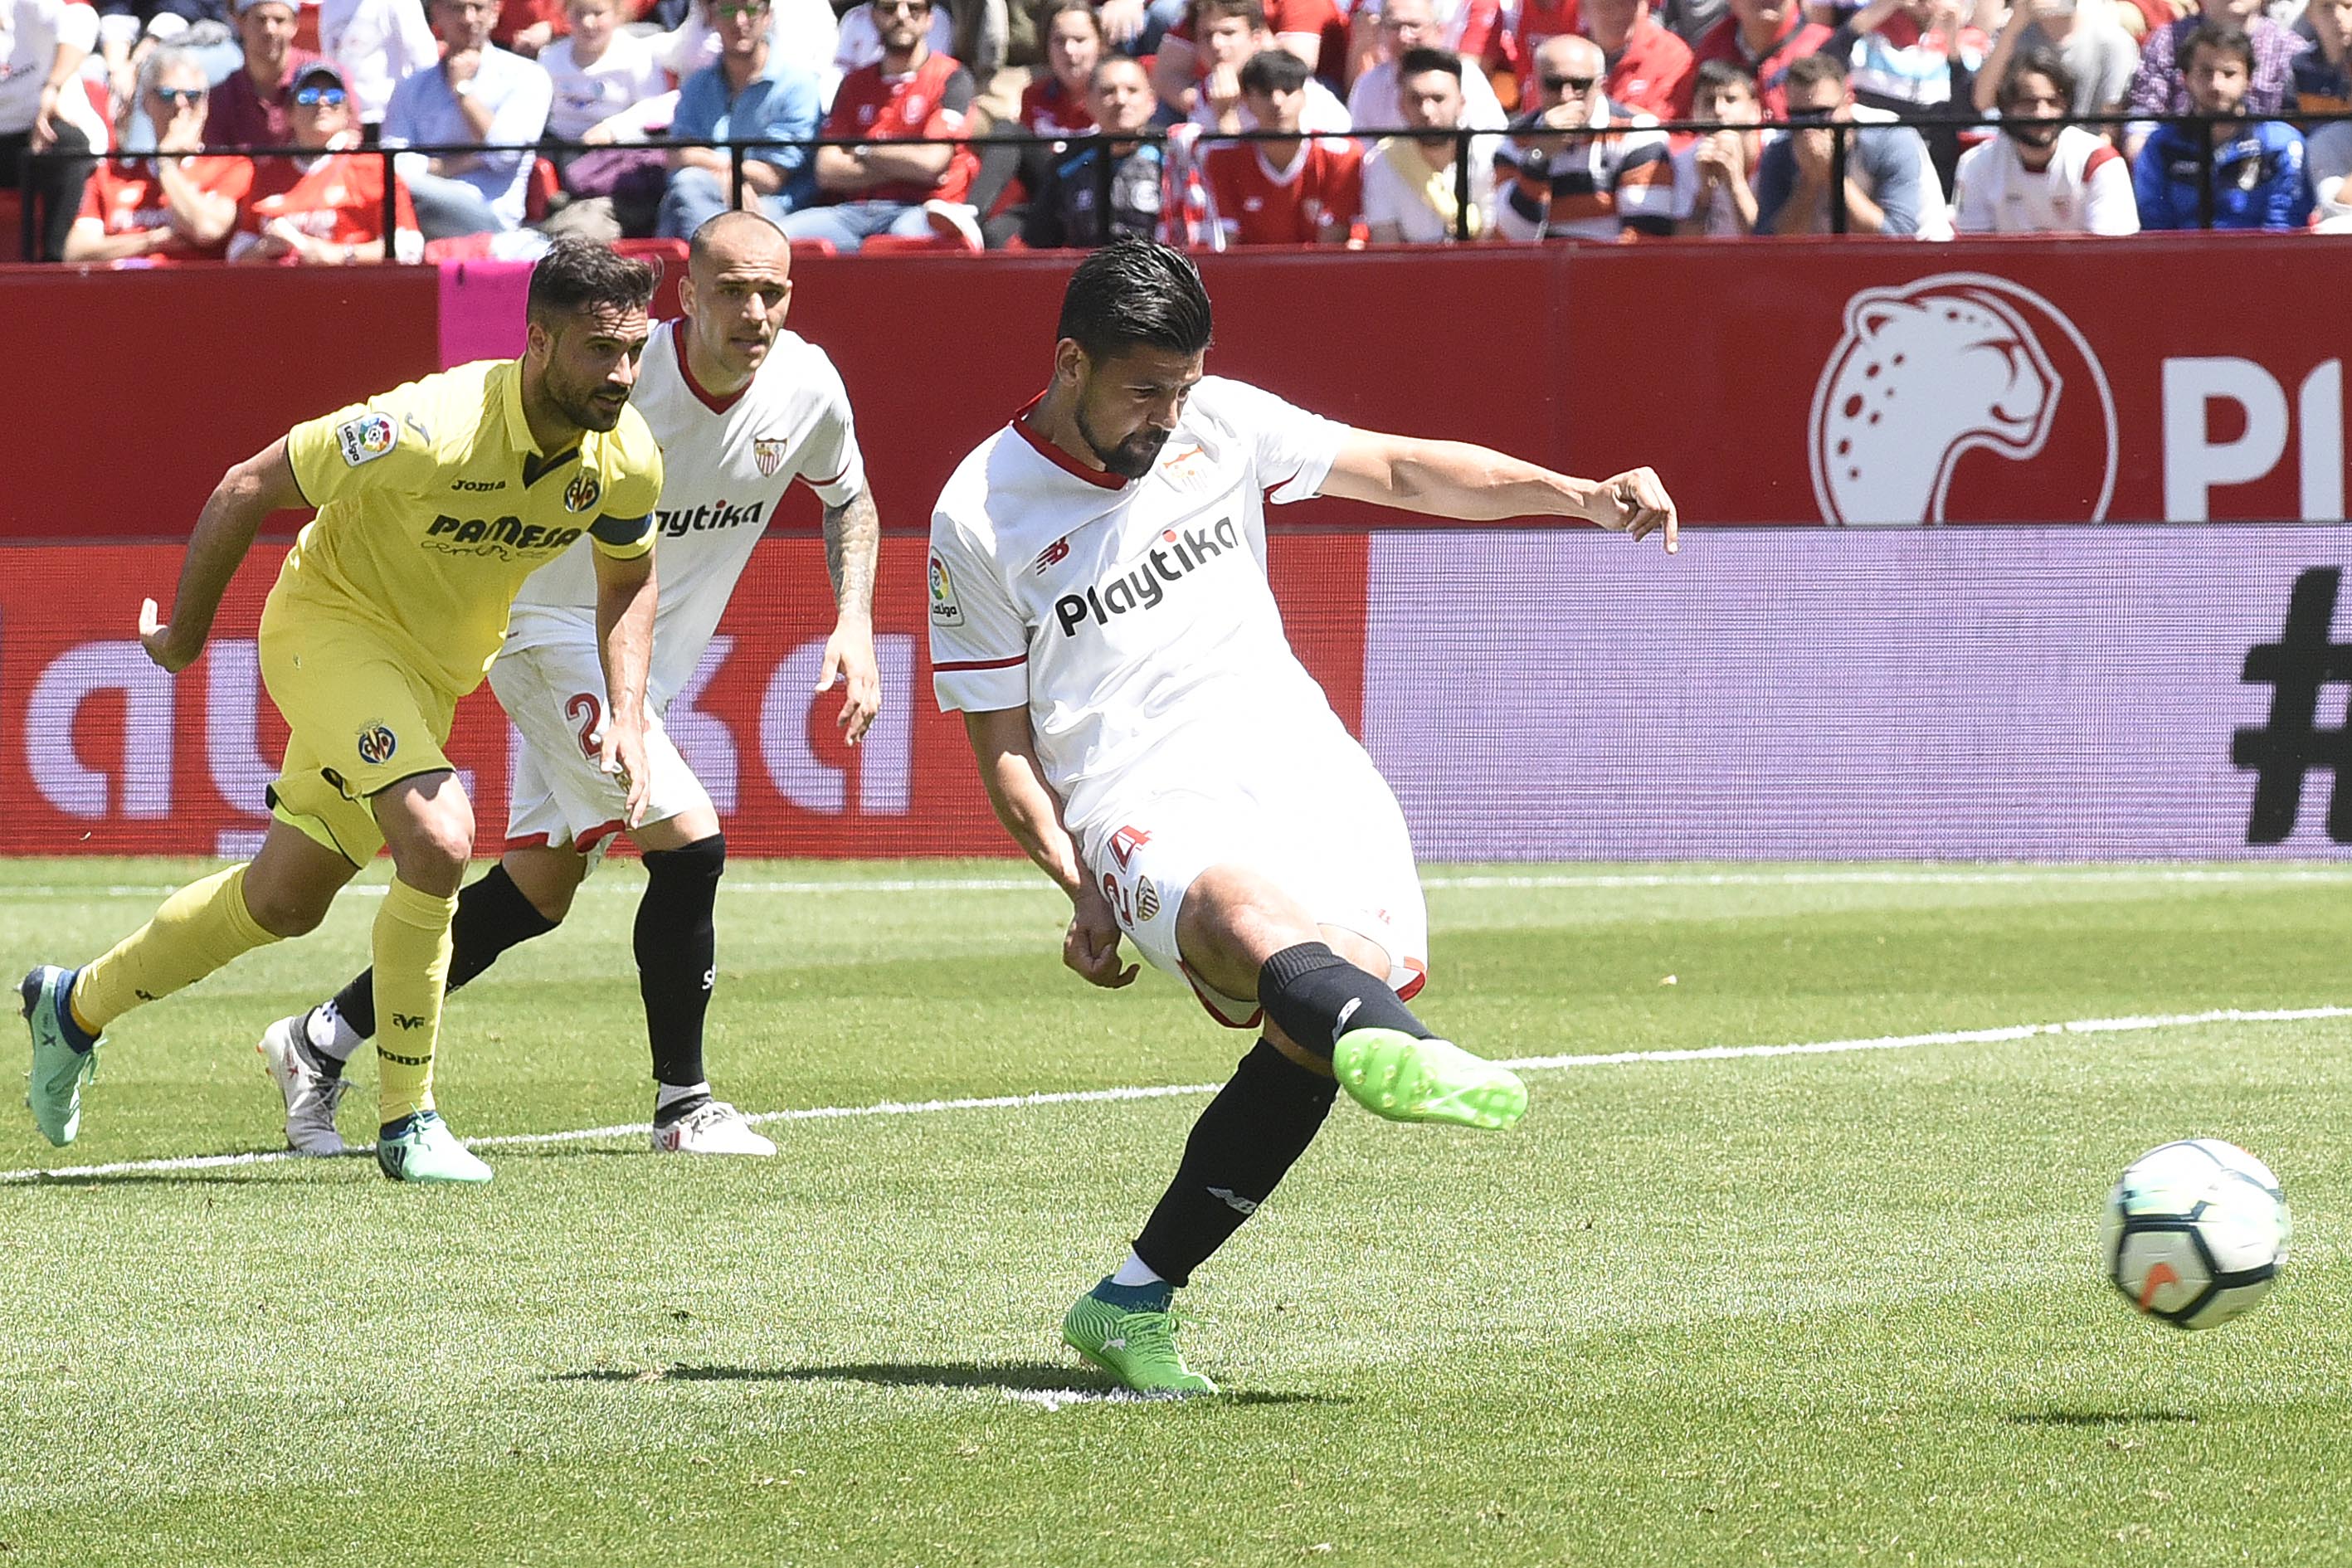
20, 864, 2352, 900
3, 1005, 2345, 1186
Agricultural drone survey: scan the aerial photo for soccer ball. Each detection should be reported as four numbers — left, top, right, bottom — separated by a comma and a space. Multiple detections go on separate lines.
2102, 1139, 2291, 1331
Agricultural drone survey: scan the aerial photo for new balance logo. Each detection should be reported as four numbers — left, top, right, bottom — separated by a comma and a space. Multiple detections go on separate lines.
1207, 1186, 1259, 1215
391, 1012, 428, 1030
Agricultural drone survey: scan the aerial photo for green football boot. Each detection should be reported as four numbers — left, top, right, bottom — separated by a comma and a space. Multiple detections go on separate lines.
374, 1109, 494, 1184
1332, 1028, 1527, 1130
1062, 1286, 1217, 1395
21, 966, 100, 1147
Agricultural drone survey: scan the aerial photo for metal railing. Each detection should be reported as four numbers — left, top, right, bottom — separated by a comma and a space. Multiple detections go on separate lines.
14, 107, 2342, 262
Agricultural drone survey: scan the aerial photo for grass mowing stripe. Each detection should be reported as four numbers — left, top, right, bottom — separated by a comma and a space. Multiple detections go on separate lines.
7, 1003, 2340, 1186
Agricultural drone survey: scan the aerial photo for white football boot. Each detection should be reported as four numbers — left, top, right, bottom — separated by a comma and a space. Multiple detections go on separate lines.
651, 1098, 776, 1156
258, 1012, 350, 1157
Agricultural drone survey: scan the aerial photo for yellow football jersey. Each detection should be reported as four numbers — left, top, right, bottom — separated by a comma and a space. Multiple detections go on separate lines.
280, 358, 662, 696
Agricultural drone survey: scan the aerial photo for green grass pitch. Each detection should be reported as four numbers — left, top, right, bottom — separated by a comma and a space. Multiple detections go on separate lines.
3, 858, 2350, 1566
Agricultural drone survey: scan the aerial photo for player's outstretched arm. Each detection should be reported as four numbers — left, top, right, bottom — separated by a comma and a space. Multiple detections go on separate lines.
139, 437, 307, 674
816, 485, 882, 745
962, 707, 1137, 990
592, 545, 658, 826
1322, 431, 1679, 552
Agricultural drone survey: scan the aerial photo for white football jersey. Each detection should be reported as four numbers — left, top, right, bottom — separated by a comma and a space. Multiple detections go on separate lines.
504, 319, 865, 704
1950, 124, 2139, 236
928, 377, 1358, 836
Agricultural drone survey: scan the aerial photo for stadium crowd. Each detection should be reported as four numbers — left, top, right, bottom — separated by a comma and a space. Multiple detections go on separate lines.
5, 0, 2350, 260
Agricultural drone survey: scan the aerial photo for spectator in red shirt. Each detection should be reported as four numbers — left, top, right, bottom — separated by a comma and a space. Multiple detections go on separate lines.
65, 44, 251, 259
1580, 0, 1692, 118
1689, 0, 1833, 117
1155, 0, 1346, 117
203, 0, 319, 149
1019, 0, 1103, 134
494, 0, 565, 53
231, 60, 425, 261
780, 0, 982, 249
1487, 0, 1578, 103
1200, 47, 1361, 242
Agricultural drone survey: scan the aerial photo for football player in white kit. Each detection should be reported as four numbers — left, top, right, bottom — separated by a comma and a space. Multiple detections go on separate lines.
261, 212, 882, 1159
930, 241, 1677, 1395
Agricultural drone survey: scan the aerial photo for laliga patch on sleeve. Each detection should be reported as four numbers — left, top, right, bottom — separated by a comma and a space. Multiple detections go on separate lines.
928, 553, 964, 627
335, 411, 398, 468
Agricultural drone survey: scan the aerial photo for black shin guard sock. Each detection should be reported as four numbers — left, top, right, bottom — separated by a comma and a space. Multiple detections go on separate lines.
329, 863, 560, 1044
1256, 942, 1433, 1060
637, 833, 723, 1092
1131, 1040, 1340, 1287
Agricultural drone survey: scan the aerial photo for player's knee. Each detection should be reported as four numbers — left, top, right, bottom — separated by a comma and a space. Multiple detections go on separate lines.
241, 877, 335, 938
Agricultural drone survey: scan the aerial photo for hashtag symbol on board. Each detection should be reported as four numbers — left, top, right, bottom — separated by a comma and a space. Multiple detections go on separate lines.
2232, 567, 2352, 844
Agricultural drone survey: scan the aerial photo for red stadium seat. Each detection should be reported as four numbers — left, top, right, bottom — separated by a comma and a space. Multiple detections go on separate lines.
857, 232, 973, 256
612, 236, 687, 267
524, 157, 562, 223
0, 189, 22, 263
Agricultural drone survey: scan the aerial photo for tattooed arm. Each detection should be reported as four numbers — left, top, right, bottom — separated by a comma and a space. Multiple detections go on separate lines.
817, 484, 883, 743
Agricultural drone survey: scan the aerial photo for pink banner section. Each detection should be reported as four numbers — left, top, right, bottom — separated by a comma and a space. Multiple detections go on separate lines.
1364, 526, 2352, 861
436, 258, 535, 367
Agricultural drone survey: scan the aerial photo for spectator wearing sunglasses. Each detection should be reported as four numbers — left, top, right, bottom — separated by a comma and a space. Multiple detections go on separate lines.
231, 59, 425, 260
657, 0, 820, 236
1751, 49, 1928, 235
203, 0, 319, 148
64, 43, 252, 259
781, 0, 982, 250
1493, 32, 1677, 239
380, 0, 554, 236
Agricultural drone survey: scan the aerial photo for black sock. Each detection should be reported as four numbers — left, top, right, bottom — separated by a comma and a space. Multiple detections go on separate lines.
327, 863, 561, 1050
1132, 1040, 1339, 1287
637, 833, 723, 1095
1256, 942, 1433, 1060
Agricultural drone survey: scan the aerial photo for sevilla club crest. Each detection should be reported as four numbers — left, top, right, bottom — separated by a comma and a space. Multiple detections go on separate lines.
754, 437, 787, 478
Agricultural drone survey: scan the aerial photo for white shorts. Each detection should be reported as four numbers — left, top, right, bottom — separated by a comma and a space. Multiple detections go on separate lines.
489, 640, 712, 857
1079, 747, 1429, 1029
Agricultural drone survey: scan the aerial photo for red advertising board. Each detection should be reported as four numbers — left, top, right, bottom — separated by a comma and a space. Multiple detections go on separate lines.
9, 239, 2347, 538
0, 534, 1363, 857
1564, 235, 2351, 528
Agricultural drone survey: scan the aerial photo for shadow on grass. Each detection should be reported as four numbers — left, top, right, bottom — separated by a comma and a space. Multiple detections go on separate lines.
2005, 1410, 2199, 1428
549, 1360, 1342, 1405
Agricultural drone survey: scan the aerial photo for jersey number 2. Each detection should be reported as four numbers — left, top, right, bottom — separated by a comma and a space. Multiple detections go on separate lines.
566, 692, 602, 761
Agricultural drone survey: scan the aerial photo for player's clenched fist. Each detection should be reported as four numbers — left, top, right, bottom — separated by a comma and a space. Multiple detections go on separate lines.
137, 597, 201, 674
1588, 466, 1679, 553
1064, 885, 1138, 989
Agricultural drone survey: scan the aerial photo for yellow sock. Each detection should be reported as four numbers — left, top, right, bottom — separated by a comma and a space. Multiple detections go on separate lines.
72, 864, 277, 1033
373, 877, 457, 1126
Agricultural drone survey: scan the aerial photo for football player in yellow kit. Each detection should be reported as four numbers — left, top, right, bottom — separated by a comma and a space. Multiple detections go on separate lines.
20, 239, 666, 1183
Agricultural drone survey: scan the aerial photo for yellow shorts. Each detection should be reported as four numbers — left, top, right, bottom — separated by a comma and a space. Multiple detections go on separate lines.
258, 595, 461, 866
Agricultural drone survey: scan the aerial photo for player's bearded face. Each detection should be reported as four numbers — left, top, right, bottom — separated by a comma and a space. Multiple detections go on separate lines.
543, 304, 653, 432
1074, 348, 1199, 480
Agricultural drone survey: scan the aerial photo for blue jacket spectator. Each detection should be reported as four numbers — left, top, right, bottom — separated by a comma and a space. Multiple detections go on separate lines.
2133, 116, 2311, 229
2130, 22, 2310, 231
656, 0, 821, 238
382, 0, 553, 236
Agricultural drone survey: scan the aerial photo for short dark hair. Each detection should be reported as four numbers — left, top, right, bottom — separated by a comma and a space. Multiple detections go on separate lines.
1395, 46, 1463, 83
2178, 21, 2253, 75
1239, 46, 1310, 97
1057, 239, 1214, 362
527, 238, 657, 324
1998, 46, 2076, 110
1784, 50, 1848, 95
1191, 0, 1267, 31
1692, 57, 1755, 100
1090, 54, 1148, 90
